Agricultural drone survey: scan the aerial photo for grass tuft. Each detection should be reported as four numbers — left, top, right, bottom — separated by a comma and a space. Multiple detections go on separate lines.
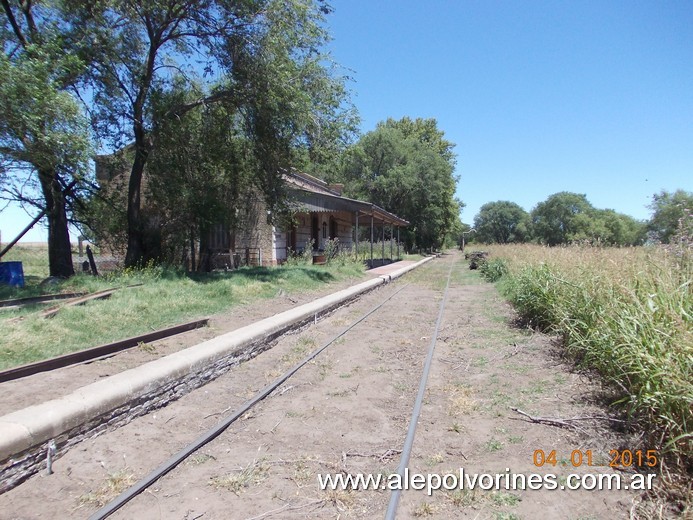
209, 458, 270, 495
78, 469, 136, 508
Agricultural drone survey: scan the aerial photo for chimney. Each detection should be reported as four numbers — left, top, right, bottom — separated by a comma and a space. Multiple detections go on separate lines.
328, 183, 344, 196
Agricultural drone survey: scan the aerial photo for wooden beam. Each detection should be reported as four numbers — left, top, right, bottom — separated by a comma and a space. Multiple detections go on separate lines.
355, 211, 359, 260
0, 292, 86, 309
41, 288, 118, 318
381, 219, 385, 263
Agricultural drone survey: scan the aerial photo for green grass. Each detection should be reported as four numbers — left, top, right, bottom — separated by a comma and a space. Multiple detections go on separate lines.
0, 245, 55, 298
0, 251, 366, 369
482, 243, 692, 465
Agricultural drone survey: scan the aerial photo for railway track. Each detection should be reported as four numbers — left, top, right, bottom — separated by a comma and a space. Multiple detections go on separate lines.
1, 252, 643, 519
0, 254, 465, 519
85, 254, 458, 520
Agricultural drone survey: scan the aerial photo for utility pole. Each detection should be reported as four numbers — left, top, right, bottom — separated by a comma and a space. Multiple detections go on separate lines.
461, 229, 475, 252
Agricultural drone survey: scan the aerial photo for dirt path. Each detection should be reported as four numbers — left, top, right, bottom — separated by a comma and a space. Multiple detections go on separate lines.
0, 253, 647, 519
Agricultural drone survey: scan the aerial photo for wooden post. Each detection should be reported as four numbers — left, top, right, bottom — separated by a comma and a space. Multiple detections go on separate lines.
390, 223, 393, 260
355, 211, 359, 260
86, 245, 99, 276
370, 213, 374, 267
397, 226, 400, 259
381, 220, 385, 264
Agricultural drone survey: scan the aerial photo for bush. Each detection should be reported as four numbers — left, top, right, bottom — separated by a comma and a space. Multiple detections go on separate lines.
478, 258, 508, 282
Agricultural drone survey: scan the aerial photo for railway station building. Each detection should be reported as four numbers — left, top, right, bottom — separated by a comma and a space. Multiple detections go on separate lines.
95, 156, 408, 269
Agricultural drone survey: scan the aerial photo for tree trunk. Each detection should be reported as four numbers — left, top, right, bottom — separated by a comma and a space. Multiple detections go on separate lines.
124, 130, 149, 268
197, 225, 211, 272
38, 169, 74, 278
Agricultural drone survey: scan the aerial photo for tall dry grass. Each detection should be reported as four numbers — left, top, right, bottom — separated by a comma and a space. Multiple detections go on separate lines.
484, 243, 691, 465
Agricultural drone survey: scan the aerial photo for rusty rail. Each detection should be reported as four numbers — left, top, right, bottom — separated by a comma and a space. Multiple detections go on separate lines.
0, 318, 209, 383
0, 293, 86, 309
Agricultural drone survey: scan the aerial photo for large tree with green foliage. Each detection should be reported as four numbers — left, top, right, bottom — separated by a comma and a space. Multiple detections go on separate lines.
647, 189, 693, 244
145, 81, 256, 268
473, 201, 531, 244
1, 1, 92, 277
531, 192, 646, 246
531, 192, 595, 246
339, 117, 461, 250
80, 0, 353, 267
589, 209, 646, 246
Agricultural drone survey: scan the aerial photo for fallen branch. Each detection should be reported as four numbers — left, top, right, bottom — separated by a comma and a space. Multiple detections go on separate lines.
511, 407, 626, 427
343, 448, 402, 463
509, 407, 584, 432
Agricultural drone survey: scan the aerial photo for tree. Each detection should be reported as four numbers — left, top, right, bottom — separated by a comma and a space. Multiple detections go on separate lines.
531, 192, 647, 246
81, 0, 352, 267
647, 189, 693, 244
339, 118, 461, 250
473, 201, 531, 244
531, 192, 594, 246
591, 209, 646, 246
1, 3, 92, 277
144, 81, 256, 268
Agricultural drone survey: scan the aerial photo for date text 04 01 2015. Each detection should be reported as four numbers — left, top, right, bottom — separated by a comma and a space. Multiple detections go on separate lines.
532, 449, 658, 468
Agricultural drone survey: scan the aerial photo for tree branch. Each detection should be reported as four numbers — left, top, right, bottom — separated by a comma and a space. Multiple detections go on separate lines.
1, 0, 28, 47
20, 0, 37, 38
163, 89, 236, 119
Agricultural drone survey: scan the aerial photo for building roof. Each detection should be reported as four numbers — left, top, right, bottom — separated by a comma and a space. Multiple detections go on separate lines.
284, 171, 409, 227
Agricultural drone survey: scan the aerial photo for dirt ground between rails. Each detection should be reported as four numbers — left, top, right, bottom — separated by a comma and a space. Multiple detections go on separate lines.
0, 253, 657, 519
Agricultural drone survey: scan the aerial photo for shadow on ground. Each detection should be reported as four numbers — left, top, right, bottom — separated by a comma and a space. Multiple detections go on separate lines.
185, 266, 336, 285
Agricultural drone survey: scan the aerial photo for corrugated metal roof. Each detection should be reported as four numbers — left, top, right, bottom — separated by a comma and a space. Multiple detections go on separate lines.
290, 188, 409, 227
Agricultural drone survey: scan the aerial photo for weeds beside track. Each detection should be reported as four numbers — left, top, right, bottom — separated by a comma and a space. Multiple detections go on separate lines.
478, 244, 691, 468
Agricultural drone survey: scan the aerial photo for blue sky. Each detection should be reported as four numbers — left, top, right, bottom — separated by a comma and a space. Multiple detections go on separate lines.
1, 0, 691, 242
326, 0, 693, 225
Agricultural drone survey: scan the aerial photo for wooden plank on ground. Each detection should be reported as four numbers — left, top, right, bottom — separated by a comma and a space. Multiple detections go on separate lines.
41, 288, 118, 319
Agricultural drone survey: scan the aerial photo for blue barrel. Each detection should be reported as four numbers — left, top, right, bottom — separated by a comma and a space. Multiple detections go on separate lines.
0, 261, 25, 288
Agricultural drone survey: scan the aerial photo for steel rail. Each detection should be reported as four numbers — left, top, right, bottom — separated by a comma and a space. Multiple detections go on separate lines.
88, 282, 411, 520
385, 255, 456, 520
0, 318, 209, 383
0, 292, 86, 309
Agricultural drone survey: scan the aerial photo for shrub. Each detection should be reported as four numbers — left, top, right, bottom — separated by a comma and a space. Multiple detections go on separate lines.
478, 258, 508, 282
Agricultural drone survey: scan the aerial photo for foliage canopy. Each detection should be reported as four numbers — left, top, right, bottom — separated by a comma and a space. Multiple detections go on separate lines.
338, 117, 462, 250
473, 201, 531, 244
648, 189, 693, 244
